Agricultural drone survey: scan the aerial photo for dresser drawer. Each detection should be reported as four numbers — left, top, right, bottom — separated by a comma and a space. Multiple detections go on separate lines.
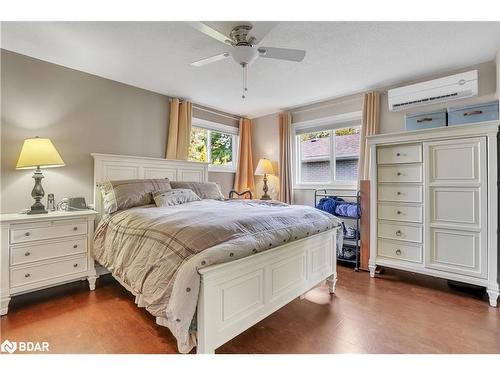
378, 203, 422, 223
378, 164, 422, 183
377, 239, 422, 263
10, 219, 87, 244
11, 255, 88, 289
11, 237, 87, 266
377, 144, 422, 165
378, 184, 422, 203
378, 222, 422, 243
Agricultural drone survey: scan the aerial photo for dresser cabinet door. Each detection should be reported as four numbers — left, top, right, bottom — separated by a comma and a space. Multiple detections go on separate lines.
424, 137, 487, 278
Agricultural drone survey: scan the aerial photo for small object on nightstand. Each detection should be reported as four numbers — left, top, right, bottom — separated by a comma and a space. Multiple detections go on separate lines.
57, 197, 87, 211
47, 193, 55, 211
255, 158, 275, 200
16, 137, 65, 215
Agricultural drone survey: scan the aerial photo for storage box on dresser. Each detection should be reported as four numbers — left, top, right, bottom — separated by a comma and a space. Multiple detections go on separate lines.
0, 210, 97, 315
367, 121, 499, 307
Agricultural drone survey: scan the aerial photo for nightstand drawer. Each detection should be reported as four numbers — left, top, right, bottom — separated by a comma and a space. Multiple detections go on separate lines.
10, 219, 87, 244
11, 237, 87, 266
10, 255, 88, 289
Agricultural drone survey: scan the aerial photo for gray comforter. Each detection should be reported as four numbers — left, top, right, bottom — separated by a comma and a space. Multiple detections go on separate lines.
93, 199, 341, 353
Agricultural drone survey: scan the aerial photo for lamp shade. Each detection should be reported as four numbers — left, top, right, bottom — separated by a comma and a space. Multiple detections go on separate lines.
16, 137, 65, 170
255, 158, 274, 176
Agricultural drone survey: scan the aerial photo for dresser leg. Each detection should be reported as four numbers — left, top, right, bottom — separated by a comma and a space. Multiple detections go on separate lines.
1, 296, 10, 315
487, 289, 499, 307
368, 263, 376, 278
326, 273, 337, 294
87, 276, 97, 291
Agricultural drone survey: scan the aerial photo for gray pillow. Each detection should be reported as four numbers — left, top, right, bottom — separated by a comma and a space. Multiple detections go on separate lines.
153, 189, 201, 207
100, 178, 172, 214
170, 181, 224, 200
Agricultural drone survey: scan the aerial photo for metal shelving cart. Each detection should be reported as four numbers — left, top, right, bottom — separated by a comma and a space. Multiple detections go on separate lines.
314, 189, 361, 271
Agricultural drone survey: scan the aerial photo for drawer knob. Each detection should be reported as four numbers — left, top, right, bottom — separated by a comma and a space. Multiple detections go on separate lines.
73, 244, 78, 249
396, 152, 401, 157
73, 263, 78, 268
395, 230, 402, 236
395, 249, 402, 255
73, 227, 78, 231
25, 232, 30, 236
397, 211, 402, 215
25, 251, 31, 256
397, 172, 402, 176
25, 273, 31, 278
397, 191, 402, 195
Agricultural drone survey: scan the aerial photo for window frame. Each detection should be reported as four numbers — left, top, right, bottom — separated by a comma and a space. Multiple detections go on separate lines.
291, 111, 362, 190
191, 118, 239, 173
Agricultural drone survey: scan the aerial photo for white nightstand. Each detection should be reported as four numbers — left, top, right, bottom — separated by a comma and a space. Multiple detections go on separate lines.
0, 210, 97, 315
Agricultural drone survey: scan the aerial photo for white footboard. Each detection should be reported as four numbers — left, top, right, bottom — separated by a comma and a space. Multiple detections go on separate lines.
196, 228, 338, 354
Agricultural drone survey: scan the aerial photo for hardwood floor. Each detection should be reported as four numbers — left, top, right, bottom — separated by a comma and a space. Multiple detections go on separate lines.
1, 265, 499, 354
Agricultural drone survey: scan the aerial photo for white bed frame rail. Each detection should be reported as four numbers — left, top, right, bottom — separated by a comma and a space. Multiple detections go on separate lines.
92, 153, 338, 354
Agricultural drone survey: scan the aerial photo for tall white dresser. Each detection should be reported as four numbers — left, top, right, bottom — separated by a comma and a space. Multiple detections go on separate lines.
367, 122, 499, 307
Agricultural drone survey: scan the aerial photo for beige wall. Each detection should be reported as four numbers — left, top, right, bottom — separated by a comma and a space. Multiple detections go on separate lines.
379, 61, 497, 134
497, 49, 500, 102
0, 50, 236, 213
251, 113, 280, 200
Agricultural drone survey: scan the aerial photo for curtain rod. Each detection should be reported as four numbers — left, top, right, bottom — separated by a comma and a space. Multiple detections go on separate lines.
287, 95, 364, 115
192, 104, 241, 121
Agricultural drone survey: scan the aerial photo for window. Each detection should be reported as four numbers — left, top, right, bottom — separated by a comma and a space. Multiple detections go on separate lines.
293, 113, 361, 188
188, 119, 238, 172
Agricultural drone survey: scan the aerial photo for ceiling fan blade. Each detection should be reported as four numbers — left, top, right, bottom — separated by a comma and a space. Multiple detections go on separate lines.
188, 22, 233, 45
257, 47, 306, 62
191, 52, 230, 67
248, 22, 278, 44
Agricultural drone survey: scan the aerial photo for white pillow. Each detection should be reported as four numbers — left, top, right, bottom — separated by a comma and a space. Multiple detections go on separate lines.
153, 189, 201, 207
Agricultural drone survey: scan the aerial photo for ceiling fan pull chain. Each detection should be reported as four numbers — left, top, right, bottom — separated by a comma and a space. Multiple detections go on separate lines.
241, 63, 247, 99
245, 64, 248, 92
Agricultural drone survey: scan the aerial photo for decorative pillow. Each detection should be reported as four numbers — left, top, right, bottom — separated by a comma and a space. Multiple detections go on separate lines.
100, 178, 172, 214
153, 189, 201, 207
169, 181, 225, 200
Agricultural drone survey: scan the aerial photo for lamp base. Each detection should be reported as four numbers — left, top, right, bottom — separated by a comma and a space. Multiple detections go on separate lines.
27, 166, 48, 215
27, 204, 48, 215
260, 194, 272, 200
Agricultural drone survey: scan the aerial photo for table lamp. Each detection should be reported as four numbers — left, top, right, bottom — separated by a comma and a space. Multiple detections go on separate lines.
16, 137, 65, 214
255, 158, 274, 200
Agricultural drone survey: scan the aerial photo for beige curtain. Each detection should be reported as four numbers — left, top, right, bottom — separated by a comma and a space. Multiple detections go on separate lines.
166, 98, 192, 160
278, 112, 292, 204
234, 118, 256, 194
358, 91, 380, 181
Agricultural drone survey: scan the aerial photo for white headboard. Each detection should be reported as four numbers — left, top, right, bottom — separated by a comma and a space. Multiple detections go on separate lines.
92, 153, 209, 220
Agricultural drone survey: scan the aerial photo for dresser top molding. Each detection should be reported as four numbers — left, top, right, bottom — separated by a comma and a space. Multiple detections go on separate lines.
367, 121, 499, 146
0, 210, 97, 224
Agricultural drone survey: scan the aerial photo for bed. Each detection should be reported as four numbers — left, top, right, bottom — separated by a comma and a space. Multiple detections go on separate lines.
91, 153, 341, 354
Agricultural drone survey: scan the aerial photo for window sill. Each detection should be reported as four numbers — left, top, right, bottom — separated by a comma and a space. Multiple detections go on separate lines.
293, 184, 357, 191
208, 166, 236, 173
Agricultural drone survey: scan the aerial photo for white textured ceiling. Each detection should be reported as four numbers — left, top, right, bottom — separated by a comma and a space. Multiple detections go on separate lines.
2, 21, 499, 118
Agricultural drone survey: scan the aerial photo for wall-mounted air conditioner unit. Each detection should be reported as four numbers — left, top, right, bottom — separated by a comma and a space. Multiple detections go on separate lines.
388, 70, 478, 112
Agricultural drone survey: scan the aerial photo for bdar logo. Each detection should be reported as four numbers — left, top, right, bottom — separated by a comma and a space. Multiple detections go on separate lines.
1, 339, 17, 354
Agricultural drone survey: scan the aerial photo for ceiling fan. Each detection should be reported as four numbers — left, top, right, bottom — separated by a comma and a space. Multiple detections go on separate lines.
189, 22, 306, 98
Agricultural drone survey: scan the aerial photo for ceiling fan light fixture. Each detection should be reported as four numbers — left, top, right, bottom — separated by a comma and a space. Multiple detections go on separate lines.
230, 46, 258, 66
